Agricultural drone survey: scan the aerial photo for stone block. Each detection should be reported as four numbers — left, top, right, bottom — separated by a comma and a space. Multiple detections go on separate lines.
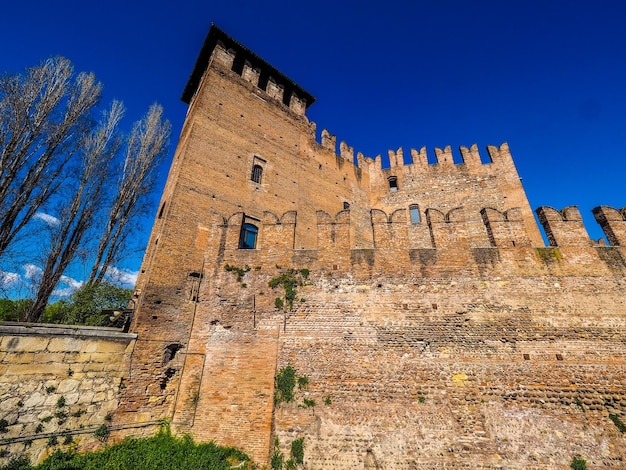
1, 335, 49, 352
47, 337, 84, 352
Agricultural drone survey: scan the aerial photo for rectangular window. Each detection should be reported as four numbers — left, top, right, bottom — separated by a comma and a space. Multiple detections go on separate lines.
409, 204, 421, 223
239, 215, 260, 249
388, 176, 398, 192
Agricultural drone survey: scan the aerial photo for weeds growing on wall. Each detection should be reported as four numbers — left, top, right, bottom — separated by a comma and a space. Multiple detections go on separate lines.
609, 413, 626, 433
224, 264, 250, 284
271, 437, 284, 470
274, 366, 297, 404
270, 436, 305, 470
570, 457, 587, 470
274, 365, 314, 410
290, 438, 304, 465
269, 268, 309, 310
0, 424, 251, 470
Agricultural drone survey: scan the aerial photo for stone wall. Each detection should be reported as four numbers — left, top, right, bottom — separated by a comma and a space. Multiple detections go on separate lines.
0, 323, 135, 465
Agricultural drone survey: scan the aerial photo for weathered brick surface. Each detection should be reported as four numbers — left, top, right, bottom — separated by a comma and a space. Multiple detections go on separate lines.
119, 26, 626, 468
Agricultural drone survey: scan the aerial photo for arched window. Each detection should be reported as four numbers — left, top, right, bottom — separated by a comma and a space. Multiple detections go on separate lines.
409, 204, 421, 223
251, 164, 263, 184
388, 176, 398, 192
239, 223, 258, 249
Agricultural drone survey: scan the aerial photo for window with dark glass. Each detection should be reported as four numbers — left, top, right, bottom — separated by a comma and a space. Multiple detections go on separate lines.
251, 164, 263, 184
409, 204, 421, 223
239, 222, 258, 249
388, 176, 398, 192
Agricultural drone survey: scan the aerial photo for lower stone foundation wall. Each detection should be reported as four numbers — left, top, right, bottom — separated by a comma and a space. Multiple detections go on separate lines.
0, 323, 136, 465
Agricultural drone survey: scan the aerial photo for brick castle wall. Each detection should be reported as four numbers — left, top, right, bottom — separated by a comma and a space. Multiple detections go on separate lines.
118, 26, 626, 468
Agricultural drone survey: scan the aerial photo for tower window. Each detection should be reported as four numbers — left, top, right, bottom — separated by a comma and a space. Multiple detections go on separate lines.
409, 204, 421, 223
251, 164, 263, 184
239, 222, 258, 249
388, 176, 398, 192
343, 202, 350, 210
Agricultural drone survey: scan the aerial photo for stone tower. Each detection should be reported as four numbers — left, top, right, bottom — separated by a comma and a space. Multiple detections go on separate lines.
118, 25, 626, 468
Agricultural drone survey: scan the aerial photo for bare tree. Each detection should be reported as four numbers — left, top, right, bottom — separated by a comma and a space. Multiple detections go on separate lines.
0, 58, 170, 321
25, 102, 124, 321
0, 57, 102, 258
87, 104, 170, 285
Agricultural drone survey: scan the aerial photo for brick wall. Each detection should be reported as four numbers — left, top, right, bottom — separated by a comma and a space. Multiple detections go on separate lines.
120, 26, 626, 468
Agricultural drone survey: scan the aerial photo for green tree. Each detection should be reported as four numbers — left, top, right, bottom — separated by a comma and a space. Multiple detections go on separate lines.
40, 281, 131, 326
0, 298, 34, 322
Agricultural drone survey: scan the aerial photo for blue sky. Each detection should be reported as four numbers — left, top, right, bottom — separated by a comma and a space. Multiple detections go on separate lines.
1, 1, 625, 295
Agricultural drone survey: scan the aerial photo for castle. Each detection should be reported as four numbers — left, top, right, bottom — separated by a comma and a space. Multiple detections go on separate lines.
116, 25, 626, 468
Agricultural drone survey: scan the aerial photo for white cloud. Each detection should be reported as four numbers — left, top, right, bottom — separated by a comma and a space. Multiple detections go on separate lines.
24, 264, 42, 280
33, 212, 60, 226
105, 266, 138, 286
0, 271, 20, 287
51, 287, 75, 297
60, 275, 84, 290
52, 275, 84, 297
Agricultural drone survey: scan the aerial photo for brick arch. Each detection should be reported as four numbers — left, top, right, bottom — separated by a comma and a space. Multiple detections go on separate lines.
316, 210, 333, 224
504, 207, 523, 221
279, 210, 297, 225
335, 209, 350, 224
390, 208, 407, 223
445, 207, 464, 223
592, 205, 626, 221
425, 208, 446, 224
370, 209, 389, 224
262, 211, 280, 224
481, 207, 506, 223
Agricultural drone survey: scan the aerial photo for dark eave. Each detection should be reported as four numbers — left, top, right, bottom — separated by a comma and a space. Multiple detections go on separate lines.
181, 24, 316, 107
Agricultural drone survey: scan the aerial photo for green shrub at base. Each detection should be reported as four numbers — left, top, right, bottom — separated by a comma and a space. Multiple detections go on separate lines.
1, 425, 251, 470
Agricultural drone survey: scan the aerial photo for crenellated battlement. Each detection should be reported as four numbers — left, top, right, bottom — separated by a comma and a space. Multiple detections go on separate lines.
593, 205, 626, 246
182, 25, 315, 115
202, 205, 626, 277
536, 206, 595, 248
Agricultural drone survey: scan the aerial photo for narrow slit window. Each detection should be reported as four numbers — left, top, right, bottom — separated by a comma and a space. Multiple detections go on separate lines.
239, 222, 258, 249
388, 176, 398, 192
251, 164, 263, 184
409, 204, 421, 223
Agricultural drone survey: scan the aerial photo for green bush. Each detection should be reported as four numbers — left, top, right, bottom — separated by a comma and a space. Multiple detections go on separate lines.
0, 455, 31, 470
570, 457, 587, 470
4, 425, 251, 470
